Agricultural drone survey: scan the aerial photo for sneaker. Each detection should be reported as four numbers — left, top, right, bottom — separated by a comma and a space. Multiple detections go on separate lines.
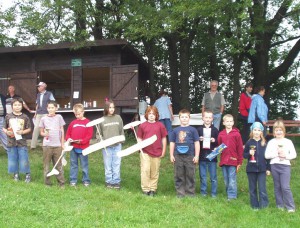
70, 183, 77, 187
105, 182, 113, 189
13, 173, 20, 181
149, 191, 156, 197
25, 174, 31, 183
113, 183, 121, 190
83, 182, 90, 187
143, 191, 150, 196
288, 209, 295, 213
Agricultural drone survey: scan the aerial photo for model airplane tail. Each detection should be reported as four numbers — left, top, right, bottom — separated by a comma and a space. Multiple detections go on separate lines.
117, 135, 157, 157
82, 135, 125, 156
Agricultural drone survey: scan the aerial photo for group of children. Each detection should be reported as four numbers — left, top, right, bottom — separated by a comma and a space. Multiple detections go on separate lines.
4, 98, 297, 212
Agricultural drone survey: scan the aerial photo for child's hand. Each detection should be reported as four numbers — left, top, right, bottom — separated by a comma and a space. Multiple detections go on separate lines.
266, 170, 271, 176
236, 165, 241, 172
193, 156, 199, 164
16, 129, 23, 135
211, 138, 215, 142
170, 155, 175, 163
278, 150, 286, 160
6, 128, 14, 138
199, 136, 204, 141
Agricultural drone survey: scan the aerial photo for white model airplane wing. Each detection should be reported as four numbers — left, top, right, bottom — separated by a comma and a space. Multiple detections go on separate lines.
86, 117, 104, 127
82, 135, 125, 156
117, 134, 157, 157
123, 121, 141, 130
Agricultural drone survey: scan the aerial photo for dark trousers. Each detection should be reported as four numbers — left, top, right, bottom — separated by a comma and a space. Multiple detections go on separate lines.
271, 164, 295, 210
247, 172, 269, 208
241, 118, 251, 144
174, 154, 196, 197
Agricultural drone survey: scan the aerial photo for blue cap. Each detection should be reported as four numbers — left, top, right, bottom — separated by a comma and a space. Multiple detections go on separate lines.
250, 122, 264, 131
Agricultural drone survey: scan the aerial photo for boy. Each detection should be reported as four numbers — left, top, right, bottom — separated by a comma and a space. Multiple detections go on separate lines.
3, 98, 32, 182
137, 106, 167, 196
197, 110, 219, 197
40, 101, 66, 187
218, 114, 243, 200
66, 104, 93, 187
169, 109, 200, 198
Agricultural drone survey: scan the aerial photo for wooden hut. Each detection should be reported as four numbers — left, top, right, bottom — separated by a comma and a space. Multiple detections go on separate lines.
0, 39, 149, 125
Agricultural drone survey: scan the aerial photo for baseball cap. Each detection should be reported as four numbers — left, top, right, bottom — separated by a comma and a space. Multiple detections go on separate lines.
36, 82, 47, 87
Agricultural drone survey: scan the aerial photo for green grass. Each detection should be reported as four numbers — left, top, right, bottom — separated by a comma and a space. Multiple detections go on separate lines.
0, 140, 300, 227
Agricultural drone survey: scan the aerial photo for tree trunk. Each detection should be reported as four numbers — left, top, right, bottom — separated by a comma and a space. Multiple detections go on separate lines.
165, 36, 181, 113
179, 38, 191, 110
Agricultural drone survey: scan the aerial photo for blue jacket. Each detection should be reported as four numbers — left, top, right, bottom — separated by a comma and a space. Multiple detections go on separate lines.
248, 94, 268, 123
243, 139, 270, 172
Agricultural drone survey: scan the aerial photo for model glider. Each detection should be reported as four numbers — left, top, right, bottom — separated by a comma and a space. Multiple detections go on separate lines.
82, 135, 125, 156
117, 134, 157, 157
47, 145, 73, 177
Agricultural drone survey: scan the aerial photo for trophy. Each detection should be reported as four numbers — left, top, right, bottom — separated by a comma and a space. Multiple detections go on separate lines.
278, 144, 284, 160
44, 128, 50, 142
249, 145, 256, 163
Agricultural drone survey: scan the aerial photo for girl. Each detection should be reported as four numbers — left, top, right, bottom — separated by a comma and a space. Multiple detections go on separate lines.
98, 100, 124, 189
265, 120, 297, 212
137, 106, 167, 196
243, 122, 270, 209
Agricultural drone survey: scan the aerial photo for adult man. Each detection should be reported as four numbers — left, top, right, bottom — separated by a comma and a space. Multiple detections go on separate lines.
154, 90, 174, 136
0, 91, 7, 151
30, 82, 55, 149
6, 85, 32, 114
201, 80, 226, 130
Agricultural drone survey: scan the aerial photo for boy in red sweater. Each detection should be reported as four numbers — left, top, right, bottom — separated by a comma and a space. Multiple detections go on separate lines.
66, 104, 93, 187
218, 114, 243, 200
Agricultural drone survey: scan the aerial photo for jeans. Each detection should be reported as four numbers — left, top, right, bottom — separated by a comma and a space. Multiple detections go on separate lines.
222, 165, 237, 199
213, 113, 222, 130
199, 161, 217, 197
159, 118, 172, 136
7, 146, 30, 174
247, 172, 269, 208
102, 143, 122, 185
174, 154, 196, 197
271, 164, 295, 210
70, 150, 90, 184
0, 117, 8, 151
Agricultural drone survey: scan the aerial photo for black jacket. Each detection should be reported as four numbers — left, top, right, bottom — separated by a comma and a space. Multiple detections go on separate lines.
243, 138, 270, 172
197, 125, 219, 162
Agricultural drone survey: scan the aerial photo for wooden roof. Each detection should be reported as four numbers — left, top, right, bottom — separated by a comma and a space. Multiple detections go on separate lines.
0, 39, 148, 68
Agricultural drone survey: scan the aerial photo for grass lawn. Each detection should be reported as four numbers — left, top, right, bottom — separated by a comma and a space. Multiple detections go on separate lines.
0, 139, 300, 227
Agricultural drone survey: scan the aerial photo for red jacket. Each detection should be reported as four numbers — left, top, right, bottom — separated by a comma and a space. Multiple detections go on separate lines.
65, 118, 93, 150
218, 128, 243, 167
239, 92, 252, 117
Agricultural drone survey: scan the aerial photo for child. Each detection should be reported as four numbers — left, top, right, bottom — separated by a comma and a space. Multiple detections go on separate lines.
40, 101, 66, 187
265, 120, 297, 213
197, 110, 219, 197
218, 114, 243, 200
66, 104, 93, 187
169, 109, 200, 198
137, 106, 167, 196
3, 98, 32, 182
98, 99, 124, 190
243, 122, 270, 209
